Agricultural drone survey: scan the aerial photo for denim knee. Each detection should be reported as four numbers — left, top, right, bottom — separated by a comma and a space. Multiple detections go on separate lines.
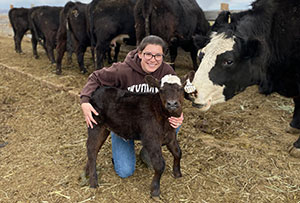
114, 161, 135, 178
111, 132, 136, 178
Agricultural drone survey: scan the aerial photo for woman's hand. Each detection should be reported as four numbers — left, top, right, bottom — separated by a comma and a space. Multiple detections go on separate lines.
81, 103, 99, 128
168, 112, 184, 129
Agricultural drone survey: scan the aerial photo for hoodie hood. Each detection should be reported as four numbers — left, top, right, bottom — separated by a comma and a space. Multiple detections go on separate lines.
124, 49, 146, 75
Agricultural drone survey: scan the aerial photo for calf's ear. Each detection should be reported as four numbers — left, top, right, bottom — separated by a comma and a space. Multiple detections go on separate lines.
181, 71, 195, 86
144, 75, 160, 88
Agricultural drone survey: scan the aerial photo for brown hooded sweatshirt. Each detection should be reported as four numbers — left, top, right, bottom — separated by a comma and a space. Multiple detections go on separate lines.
80, 49, 176, 104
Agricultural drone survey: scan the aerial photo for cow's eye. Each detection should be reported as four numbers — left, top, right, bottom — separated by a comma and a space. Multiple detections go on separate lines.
223, 60, 233, 66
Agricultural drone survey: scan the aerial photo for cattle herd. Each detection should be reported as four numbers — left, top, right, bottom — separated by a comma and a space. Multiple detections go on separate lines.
8, 0, 209, 75
7, 0, 300, 198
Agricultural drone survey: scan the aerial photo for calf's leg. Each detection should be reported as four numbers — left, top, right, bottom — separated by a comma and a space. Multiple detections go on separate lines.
86, 125, 109, 188
144, 144, 165, 197
166, 137, 182, 178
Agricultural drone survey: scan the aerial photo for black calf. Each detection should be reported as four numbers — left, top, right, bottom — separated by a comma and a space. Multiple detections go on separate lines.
84, 72, 194, 197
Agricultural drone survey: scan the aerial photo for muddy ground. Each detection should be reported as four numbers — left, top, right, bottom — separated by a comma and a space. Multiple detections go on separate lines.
1, 19, 300, 202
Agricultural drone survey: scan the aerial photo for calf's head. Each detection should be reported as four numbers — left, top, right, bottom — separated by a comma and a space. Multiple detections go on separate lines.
145, 71, 195, 117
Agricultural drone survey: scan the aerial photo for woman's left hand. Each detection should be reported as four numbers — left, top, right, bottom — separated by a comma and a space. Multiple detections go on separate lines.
168, 112, 184, 129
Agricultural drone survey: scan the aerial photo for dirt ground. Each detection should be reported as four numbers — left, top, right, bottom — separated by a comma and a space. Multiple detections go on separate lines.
1, 17, 300, 202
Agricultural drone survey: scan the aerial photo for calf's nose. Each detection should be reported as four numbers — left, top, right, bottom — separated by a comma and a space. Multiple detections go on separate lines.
167, 100, 179, 110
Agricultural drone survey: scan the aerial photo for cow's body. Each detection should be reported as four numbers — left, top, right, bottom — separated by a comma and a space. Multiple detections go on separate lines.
56, 2, 91, 74
8, 7, 31, 53
84, 72, 194, 196
29, 6, 62, 63
190, 0, 300, 155
134, 0, 209, 70
89, 0, 136, 69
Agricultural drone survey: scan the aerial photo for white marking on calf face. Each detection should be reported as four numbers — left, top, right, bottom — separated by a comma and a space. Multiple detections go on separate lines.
160, 74, 181, 87
192, 32, 235, 110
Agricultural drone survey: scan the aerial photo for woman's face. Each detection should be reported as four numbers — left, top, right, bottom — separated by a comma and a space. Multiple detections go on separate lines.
138, 44, 164, 73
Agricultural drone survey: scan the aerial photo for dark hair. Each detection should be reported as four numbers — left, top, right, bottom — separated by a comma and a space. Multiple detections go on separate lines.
137, 35, 167, 54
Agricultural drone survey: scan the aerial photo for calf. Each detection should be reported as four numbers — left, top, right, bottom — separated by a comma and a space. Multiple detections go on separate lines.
84, 71, 194, 197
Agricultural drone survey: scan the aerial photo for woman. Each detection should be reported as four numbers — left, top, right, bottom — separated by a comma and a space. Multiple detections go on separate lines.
80, 35, 183, 178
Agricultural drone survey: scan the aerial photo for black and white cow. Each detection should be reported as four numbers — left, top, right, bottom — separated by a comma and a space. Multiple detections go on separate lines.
189, 0, 300, 156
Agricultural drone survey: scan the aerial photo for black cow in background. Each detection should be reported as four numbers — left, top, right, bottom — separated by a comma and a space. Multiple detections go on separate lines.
134, 0, 210, 71
28, 6, 62, 63
56, 1, 127, 75
89, 0, 137, 69
56, 2, 92, 75
8, 7, 31, 54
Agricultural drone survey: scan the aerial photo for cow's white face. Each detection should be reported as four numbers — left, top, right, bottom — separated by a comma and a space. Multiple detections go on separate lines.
192, 32, 235, 111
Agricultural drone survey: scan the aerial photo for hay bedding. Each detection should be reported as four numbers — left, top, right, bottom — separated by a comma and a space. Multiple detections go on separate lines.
1, 29, 300, 202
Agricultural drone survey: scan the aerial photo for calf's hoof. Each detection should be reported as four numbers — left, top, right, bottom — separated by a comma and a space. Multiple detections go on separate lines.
151, 188, 160, 198
56, 69, 62, 75
288, 146, 300, 158
173, 170, 182, 178
89, 176, 99, 188
286, 126, 300, 134
90, 182, 98, 188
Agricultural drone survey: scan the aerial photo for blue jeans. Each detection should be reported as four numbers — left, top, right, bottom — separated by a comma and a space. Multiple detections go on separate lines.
111, 127, 180, 178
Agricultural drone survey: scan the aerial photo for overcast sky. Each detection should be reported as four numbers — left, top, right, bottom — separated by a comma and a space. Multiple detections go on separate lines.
1, 0, 252, 11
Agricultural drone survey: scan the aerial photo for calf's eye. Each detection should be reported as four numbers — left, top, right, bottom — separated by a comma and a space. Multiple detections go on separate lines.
223, 60, 233, 66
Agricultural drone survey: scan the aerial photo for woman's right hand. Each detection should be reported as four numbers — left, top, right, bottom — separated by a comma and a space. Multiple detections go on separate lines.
81, 103, 99, 128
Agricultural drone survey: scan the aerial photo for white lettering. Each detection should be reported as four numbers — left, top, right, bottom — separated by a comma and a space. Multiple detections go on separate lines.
127, 83, 158, 93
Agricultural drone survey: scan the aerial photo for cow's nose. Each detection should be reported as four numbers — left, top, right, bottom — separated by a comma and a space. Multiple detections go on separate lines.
167, 100, 179, 110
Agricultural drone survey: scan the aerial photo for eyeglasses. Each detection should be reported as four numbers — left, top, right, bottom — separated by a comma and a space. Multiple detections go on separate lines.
143, 52, 164, 61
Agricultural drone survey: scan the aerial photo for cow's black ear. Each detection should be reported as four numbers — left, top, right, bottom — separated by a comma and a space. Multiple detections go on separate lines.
144, 75, 160, 88
241, 38, 261, 59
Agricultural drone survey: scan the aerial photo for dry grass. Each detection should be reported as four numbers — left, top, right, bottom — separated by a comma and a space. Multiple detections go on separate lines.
1, 19, 300, 202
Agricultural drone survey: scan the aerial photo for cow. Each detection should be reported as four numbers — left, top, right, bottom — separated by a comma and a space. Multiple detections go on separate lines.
28, 6, 63, 63
134, 0, 210, 71
56, 1, 92, 75
188, 0, 300, 157
89, 0, 137, 69
8, 7, 30, 54
56, 2, 131, 75
83, 71, 194, 197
